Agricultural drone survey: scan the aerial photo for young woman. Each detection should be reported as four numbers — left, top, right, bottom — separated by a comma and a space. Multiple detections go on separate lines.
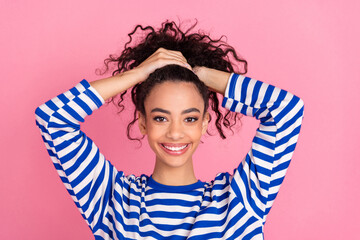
35, 20, 304, 239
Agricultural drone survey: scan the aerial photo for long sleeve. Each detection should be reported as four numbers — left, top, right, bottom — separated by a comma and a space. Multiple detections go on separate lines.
35, 79, 122, 235
222, 73, 304, 225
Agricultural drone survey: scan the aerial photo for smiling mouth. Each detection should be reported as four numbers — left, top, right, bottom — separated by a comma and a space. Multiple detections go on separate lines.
161, 144, 189, 151
159, 143, 191, 155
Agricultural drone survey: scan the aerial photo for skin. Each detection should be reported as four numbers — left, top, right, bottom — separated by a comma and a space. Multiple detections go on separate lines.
138, 81, 210, 186
90, 47, 231, 186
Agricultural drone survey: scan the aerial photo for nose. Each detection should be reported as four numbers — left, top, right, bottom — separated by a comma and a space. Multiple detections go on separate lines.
165, 120, 185, 140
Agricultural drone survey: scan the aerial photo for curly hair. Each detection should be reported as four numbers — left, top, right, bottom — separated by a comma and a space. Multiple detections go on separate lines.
96, 19, 248, 142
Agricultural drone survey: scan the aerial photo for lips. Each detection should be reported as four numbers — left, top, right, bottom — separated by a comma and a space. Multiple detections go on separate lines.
160, 143, 191, 155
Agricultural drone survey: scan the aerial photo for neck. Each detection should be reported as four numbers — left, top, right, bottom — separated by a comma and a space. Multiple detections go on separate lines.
151, 159, 198, 186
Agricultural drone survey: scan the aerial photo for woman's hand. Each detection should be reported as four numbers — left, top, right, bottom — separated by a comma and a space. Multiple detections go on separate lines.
192, 66, 231, 96
134, 47, 193, 82
90, 47, 192, 101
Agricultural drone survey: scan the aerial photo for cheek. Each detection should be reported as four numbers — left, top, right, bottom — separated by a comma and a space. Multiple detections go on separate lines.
186, 125, 203, 139
146, 126, 163, 142
146, 132, 160, 153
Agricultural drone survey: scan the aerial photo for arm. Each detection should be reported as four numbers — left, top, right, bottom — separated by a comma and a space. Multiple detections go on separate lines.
34, 79, 123, 234
196, 67, 305, 224
90, 47, 192, 102
35, 48, 192, 236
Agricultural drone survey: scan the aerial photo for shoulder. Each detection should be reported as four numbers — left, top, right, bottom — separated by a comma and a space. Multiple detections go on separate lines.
204, 171, 232, 190
116, 172, 150, 190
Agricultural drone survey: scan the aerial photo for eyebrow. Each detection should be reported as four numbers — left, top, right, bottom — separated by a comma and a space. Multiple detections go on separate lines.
150, 107, 200, 114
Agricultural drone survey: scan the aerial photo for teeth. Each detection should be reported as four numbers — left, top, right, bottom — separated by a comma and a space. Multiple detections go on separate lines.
162, 144, 188, 151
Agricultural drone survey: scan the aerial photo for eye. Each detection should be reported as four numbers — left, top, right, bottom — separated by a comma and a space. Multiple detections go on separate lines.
153, 116, 167, 122
185, 117, 198, 123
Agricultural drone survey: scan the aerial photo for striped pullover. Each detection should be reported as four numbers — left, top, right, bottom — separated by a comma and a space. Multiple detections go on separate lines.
35, 72, 304, 240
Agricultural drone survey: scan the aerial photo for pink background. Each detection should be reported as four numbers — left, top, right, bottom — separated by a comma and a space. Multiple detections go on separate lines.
1, 0, 359, 239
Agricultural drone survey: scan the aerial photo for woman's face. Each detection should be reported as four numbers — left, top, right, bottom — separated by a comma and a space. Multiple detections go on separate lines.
138, 81, 209, 170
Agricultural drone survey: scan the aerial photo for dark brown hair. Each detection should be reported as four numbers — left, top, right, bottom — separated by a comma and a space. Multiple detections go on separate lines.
97, 19, 247, 142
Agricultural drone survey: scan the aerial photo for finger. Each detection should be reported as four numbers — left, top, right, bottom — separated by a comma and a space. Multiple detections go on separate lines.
148, 48, 191, 71
166, 49, 188, 62
155, 52, 189, 67
156, 48, 188, 63
157, 57, 192, 70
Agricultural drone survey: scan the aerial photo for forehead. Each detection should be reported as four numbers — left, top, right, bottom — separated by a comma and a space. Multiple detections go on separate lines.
144, 81, 204, 112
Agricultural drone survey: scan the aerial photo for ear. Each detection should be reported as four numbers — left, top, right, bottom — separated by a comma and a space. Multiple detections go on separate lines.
138, 112, 147, 135
201, 111, 210, 135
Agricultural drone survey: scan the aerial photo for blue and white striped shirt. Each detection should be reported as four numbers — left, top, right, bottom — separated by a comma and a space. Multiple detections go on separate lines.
35, 73, 304, 239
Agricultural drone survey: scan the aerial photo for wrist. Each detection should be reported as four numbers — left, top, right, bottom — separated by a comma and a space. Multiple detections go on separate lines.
200, 67, 230, 95
123, 68, 146, 84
